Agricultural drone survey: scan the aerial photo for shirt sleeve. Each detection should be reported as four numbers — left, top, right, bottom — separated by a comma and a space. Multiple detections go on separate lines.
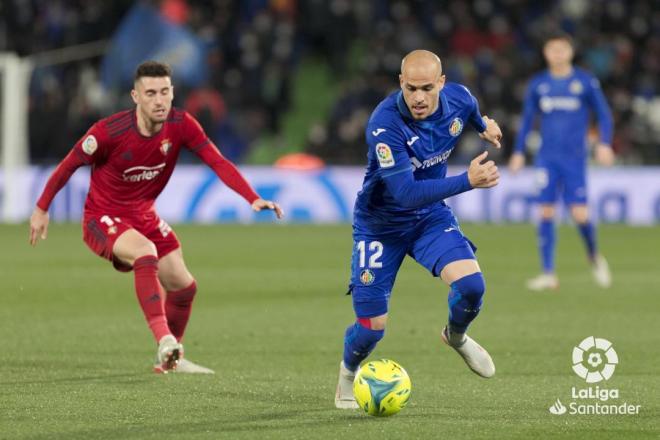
35, 123, 108, 211
182, 112, 259, 204
468, 93, 487, 133
514, 80, 538, 153
181, 111, 212, 153
382, 169, 473, 209
367, 122, 473, 209
367, 122, 412, 178
585, 76, 614, 146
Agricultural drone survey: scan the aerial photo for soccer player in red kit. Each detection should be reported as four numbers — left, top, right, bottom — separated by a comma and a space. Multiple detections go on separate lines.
29, 61, 283, 374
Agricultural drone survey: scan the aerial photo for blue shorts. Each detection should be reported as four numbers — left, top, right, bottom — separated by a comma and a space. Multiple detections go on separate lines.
348, 209, 476, 318
535, 158, 587, 205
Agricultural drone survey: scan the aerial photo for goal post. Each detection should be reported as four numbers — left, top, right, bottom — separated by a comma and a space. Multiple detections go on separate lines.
0, 52, 32, 222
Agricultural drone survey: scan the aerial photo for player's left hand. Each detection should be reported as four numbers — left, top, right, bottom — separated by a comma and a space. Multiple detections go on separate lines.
251, 198, 284, 219
595, 143, 615, 166
478, 116, 502, 149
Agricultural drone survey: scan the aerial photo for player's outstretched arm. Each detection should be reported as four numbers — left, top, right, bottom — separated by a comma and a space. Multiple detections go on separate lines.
251, 198, 284, 219
29, 207, 49, 246
194, 143, 284, 219
468, 151, 500, 188
29, 147, 89, 246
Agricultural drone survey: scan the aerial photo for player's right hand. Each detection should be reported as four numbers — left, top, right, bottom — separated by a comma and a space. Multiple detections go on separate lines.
29, 207, 50, 246
251, 198, 284, 219
468, 151, 500, 188
508, 152, 525, 174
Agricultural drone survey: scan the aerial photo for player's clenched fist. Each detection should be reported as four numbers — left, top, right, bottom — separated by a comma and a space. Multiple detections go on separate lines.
478, 116, 502, 149
468, 151, 500, 188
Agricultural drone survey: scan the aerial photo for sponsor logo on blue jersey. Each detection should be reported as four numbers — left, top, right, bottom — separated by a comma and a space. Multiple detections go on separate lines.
410, 147, 455, 170
539, 96, 581, 113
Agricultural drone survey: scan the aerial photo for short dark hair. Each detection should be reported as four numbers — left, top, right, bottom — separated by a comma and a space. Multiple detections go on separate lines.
134, 61, 172, 82
543, 31, 574, 48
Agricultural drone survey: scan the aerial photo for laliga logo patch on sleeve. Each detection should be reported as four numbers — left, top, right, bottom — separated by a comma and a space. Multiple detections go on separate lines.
82, 135, 98, 155
376, 143, 395, 168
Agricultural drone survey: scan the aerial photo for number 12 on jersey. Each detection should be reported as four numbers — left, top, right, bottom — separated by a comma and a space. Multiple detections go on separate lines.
356, 241, 383, 268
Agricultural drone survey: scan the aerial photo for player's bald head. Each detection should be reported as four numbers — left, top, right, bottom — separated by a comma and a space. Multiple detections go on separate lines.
400, 50, 443, 80
399, 50, 445, 120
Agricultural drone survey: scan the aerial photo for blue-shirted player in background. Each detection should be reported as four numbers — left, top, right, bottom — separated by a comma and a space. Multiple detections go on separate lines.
335, 50, 503, 409
509, 32, 614, 291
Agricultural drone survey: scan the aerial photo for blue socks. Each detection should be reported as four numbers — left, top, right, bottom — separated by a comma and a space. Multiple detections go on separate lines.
447, 272, 486, 334
577, 221, 597, 261
538, 219, 556, 273
343, 322, 384, 372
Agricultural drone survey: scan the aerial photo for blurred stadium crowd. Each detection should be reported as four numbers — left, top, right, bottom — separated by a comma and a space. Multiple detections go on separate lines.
1, 0, 658, 164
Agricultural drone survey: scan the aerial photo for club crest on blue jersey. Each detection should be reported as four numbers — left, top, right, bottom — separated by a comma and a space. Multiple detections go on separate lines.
376, 143, 395, 168
569, 80, 583, 95
360, 269, 375, 285
160, 139, 172, 155
449, 118, 463, 137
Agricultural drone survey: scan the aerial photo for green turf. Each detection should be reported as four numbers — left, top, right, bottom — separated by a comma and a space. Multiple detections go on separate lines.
1, 224, 658, 439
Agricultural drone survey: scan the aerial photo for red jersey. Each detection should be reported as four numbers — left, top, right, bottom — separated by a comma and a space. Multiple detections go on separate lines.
37, 108, 259, 215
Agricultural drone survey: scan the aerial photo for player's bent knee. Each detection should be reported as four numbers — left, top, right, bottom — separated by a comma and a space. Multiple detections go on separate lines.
167, 279, 197, 304
451, 272, 486, 305
346, 321, 385, 349
571, 207, 589, 224
539, 204, 555, 219
357, 314, 387, 330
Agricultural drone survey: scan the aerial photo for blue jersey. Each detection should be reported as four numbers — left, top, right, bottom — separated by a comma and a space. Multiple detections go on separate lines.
353, 83, 487, 234
514, 67, 613, 162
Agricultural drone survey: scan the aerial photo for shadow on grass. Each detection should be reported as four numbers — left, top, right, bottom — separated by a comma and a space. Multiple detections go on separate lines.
22, 406, 396, 440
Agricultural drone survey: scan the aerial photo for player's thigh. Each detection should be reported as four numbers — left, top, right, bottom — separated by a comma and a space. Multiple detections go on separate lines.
113, 229, 158, 266
440, 259, 481, 285
409, 213, 477, 279
562, 165, 588, 207
534, 162, 560, 205
158, 248, 194, 291
139, 214, 182, 262
83, 214, 150, 271
349, 235, 407, 319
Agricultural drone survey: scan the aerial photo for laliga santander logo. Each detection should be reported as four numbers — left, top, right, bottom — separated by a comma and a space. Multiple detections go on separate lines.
572, 336, 618, 383
548, 336, 641, 416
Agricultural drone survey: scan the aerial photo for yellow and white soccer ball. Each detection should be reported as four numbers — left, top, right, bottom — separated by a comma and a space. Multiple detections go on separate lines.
353, 359, 411, 417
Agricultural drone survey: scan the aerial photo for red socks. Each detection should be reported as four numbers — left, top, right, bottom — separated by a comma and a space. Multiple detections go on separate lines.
165, 281, 197, 342
133, 256, 171, 342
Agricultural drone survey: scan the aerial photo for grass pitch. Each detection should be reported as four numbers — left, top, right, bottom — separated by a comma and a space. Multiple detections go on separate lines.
1, 223, 658, 439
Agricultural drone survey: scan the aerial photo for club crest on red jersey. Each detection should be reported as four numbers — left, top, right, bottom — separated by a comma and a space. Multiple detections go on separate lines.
160, 139, 172, 156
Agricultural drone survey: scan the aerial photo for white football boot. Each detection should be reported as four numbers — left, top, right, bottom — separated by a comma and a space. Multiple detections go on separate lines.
526, 273, 559, 291
592, 254, 612, 288
335, 361, 359, 409
442, 326, 495, 378
175, 358, 215, 374
153, 335, 182, 374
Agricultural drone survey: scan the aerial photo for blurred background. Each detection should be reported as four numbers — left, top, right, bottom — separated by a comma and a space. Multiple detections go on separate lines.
0, 0, 658, 223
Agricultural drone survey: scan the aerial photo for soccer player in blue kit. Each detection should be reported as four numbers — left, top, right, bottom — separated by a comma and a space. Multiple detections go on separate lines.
335, 50, 503, 409
509, 32, 614, 291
